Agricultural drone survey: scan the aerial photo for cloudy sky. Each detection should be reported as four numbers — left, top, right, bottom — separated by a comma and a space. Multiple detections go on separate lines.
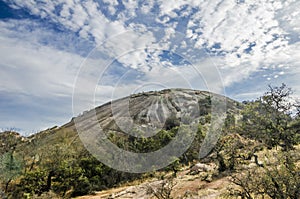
1, 0, 300, 134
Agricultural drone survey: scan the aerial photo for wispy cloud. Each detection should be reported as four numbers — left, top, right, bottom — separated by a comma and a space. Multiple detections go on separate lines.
0, 19, 85, 132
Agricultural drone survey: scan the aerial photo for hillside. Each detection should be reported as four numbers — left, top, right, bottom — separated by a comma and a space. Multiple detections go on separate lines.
2, 88, 240, 170
1, 87, 299, 199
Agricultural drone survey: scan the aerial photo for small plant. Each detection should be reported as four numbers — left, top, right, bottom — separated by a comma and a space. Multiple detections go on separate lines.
147, 176, 177, 199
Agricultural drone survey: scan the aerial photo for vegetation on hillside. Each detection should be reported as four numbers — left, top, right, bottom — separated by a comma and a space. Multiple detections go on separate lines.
0, 84, 299, 198
221, 83, 300, 199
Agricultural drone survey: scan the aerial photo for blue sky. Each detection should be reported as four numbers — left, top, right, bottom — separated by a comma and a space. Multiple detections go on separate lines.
1, 0, 300, 135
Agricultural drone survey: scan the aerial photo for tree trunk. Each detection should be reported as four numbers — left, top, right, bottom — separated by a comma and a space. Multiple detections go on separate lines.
5, 179, 11, 193
217, 153, 226, 172
45, 170, 54, 191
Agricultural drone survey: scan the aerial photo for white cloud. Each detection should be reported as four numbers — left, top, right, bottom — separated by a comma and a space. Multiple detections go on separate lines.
277, 0, 300, 33
0, 34, 82, 97
182, 0, 300, 88
120, 0, 138, 18
102, 0, 119, 15
157, 0, 189, 16
2, 0, 300, 133
140, 1, 155, 14
5, 0, 126, 43
0, 19, 88, 131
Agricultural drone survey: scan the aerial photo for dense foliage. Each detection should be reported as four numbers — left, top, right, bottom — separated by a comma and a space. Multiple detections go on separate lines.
239, 83, 300, 150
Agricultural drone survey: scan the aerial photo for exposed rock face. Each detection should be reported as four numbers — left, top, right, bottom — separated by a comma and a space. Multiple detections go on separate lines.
74, 88, 237, 136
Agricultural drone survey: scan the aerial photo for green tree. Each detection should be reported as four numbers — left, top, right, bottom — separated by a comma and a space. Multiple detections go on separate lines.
0, 151, 23, 192
239, 84, 299, 151
214, 133, 259, 172
18, 169, 47, 196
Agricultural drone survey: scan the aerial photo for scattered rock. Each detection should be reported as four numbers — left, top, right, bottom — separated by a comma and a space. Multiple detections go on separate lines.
188, 163, 216, 175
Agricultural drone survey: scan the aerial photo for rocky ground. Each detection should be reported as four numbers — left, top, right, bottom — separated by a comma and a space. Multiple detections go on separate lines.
76, 163, 230, 199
